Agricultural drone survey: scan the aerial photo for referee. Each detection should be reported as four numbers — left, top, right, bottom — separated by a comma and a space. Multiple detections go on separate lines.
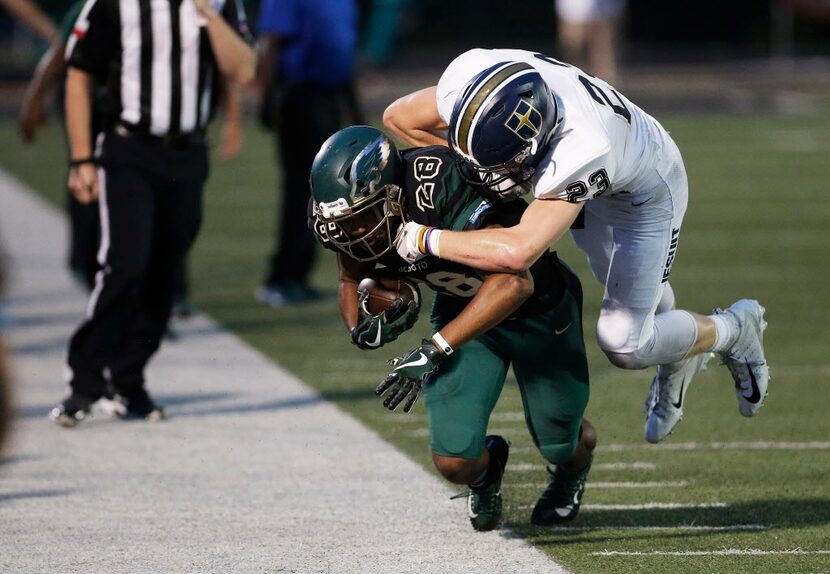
51, 0, 255, 426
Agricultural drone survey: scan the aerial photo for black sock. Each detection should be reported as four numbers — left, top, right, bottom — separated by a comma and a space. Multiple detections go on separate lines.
470, 443, 506, 489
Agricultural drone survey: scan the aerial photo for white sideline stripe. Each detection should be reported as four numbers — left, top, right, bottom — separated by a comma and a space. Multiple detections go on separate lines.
510, 462, 656, 472
513, 481, 688, 489
599, 441, 830, 452
592, 549, 830, 556
551, 524, 767, 533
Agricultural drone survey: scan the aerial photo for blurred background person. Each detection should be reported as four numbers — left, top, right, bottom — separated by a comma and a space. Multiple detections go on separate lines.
50, 0, 255, 426
0, 0, 55, 41
255, 0, 364, 308
555, 0, 626, 84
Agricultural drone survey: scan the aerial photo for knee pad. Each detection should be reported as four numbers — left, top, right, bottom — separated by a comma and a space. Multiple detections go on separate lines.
539, 439, 578, 465
604, 349, 651, 370
596, 308, 643, 355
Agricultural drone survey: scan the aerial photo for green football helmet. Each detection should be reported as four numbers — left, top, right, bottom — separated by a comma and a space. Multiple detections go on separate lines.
310, 126, 406, 261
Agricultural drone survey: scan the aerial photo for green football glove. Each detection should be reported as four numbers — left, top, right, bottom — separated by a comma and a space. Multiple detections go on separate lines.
350, 291, 419, 350
375, 339, 446, 413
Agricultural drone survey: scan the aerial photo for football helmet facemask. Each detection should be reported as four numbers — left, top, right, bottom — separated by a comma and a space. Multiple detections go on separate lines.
309, 126, 406, 262
448, 61, 562, 201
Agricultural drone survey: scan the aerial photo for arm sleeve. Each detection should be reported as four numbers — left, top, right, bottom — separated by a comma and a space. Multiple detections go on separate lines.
258, 0, 297, 36
221, 0, 254, 43
65, 0, 117, 82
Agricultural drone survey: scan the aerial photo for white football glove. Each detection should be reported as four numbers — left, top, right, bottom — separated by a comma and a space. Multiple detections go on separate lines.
395, 221, 442, 262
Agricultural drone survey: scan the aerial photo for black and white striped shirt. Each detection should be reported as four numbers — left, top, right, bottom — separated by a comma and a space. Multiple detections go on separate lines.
66, 0, 251, 136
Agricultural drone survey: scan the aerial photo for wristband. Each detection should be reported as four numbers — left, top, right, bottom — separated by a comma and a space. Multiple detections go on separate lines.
417, 226, 443, 257
431, 332, 454, 356
69, 157, 96, 168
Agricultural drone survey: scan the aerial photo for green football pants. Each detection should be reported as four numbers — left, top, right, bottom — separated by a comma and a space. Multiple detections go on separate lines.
424, 283, 590, 464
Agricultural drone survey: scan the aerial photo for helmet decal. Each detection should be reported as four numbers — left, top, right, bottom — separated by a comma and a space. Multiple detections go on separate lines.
349, 135, 391, 202
505, 100, 542, 140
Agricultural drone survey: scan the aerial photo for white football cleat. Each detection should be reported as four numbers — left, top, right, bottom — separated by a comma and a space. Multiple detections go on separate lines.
644, 352, 713, 444
715, 299, 769, 417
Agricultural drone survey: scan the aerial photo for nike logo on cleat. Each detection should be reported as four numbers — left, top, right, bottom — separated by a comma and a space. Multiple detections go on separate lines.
671, 380, 686, 410
743, 361, 762, 403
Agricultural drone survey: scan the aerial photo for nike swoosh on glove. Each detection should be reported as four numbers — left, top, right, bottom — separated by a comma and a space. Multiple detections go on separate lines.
375, 338, 446, 412
351, 293, 419, 350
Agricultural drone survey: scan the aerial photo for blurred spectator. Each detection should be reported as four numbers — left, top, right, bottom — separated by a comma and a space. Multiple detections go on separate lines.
0, 0, 55, 40
555, 0, 626, 84
50, 0, 255, 427
361, 0, 411, 68
256, 0, 363, 307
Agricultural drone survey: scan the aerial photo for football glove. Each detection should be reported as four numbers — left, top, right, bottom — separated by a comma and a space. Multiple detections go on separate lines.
375, 339, 446, 412
395, 221, 442, 262
350, 293, 419, 350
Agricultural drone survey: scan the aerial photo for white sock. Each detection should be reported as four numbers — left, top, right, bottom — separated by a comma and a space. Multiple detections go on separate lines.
710, 312, 740, 353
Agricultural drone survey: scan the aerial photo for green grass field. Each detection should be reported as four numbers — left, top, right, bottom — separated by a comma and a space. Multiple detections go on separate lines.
2, 109, 830, 574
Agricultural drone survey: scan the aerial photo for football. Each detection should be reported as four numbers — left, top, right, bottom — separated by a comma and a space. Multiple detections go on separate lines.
357, 271, 421, 316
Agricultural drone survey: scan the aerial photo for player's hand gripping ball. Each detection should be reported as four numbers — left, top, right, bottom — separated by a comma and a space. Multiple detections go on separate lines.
350, 272, 421, 350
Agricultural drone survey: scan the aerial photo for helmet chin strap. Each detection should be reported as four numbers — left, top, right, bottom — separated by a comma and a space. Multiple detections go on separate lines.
529, 138, 538, 156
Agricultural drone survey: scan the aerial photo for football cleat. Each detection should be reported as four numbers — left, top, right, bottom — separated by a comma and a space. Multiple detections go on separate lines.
451, 435, 509, 532
643, 352, 714, 444
531, 457, 593, 526
49, 393, 95, 428
113, 389, 167, 422
715, 299, 769, 417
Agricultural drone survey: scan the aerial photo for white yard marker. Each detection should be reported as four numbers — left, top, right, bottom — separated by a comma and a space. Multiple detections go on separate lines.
596, 462, 657, 471
551, 524, 767, 533
513, 502, 727, 511
592, 549, 830, 556
509, 462, 656, 472
600, 441, 830, 452
513, 481, 688, 489
583, 502, 728, 511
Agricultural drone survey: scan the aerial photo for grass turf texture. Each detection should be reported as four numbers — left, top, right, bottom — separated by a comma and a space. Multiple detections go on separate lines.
2, 112, 829, 574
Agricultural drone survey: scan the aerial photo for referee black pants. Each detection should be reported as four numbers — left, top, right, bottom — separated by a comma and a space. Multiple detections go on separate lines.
66, 130, 207, 400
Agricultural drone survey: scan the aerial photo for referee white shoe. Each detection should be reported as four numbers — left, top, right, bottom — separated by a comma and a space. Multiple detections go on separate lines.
715, 299, 769, 417
644, 352, 713, 443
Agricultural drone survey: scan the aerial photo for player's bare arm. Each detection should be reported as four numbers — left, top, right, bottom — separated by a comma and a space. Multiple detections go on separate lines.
336, 254, 375, 331
398, 198, 584, 273
436, 269, 534, 351
383, 87, 449, 147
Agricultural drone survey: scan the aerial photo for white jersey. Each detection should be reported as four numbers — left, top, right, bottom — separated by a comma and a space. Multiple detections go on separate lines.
437, 48, 674, 204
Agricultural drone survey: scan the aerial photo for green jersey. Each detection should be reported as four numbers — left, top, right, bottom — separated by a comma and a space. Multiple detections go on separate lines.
382, 146, 566, 318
